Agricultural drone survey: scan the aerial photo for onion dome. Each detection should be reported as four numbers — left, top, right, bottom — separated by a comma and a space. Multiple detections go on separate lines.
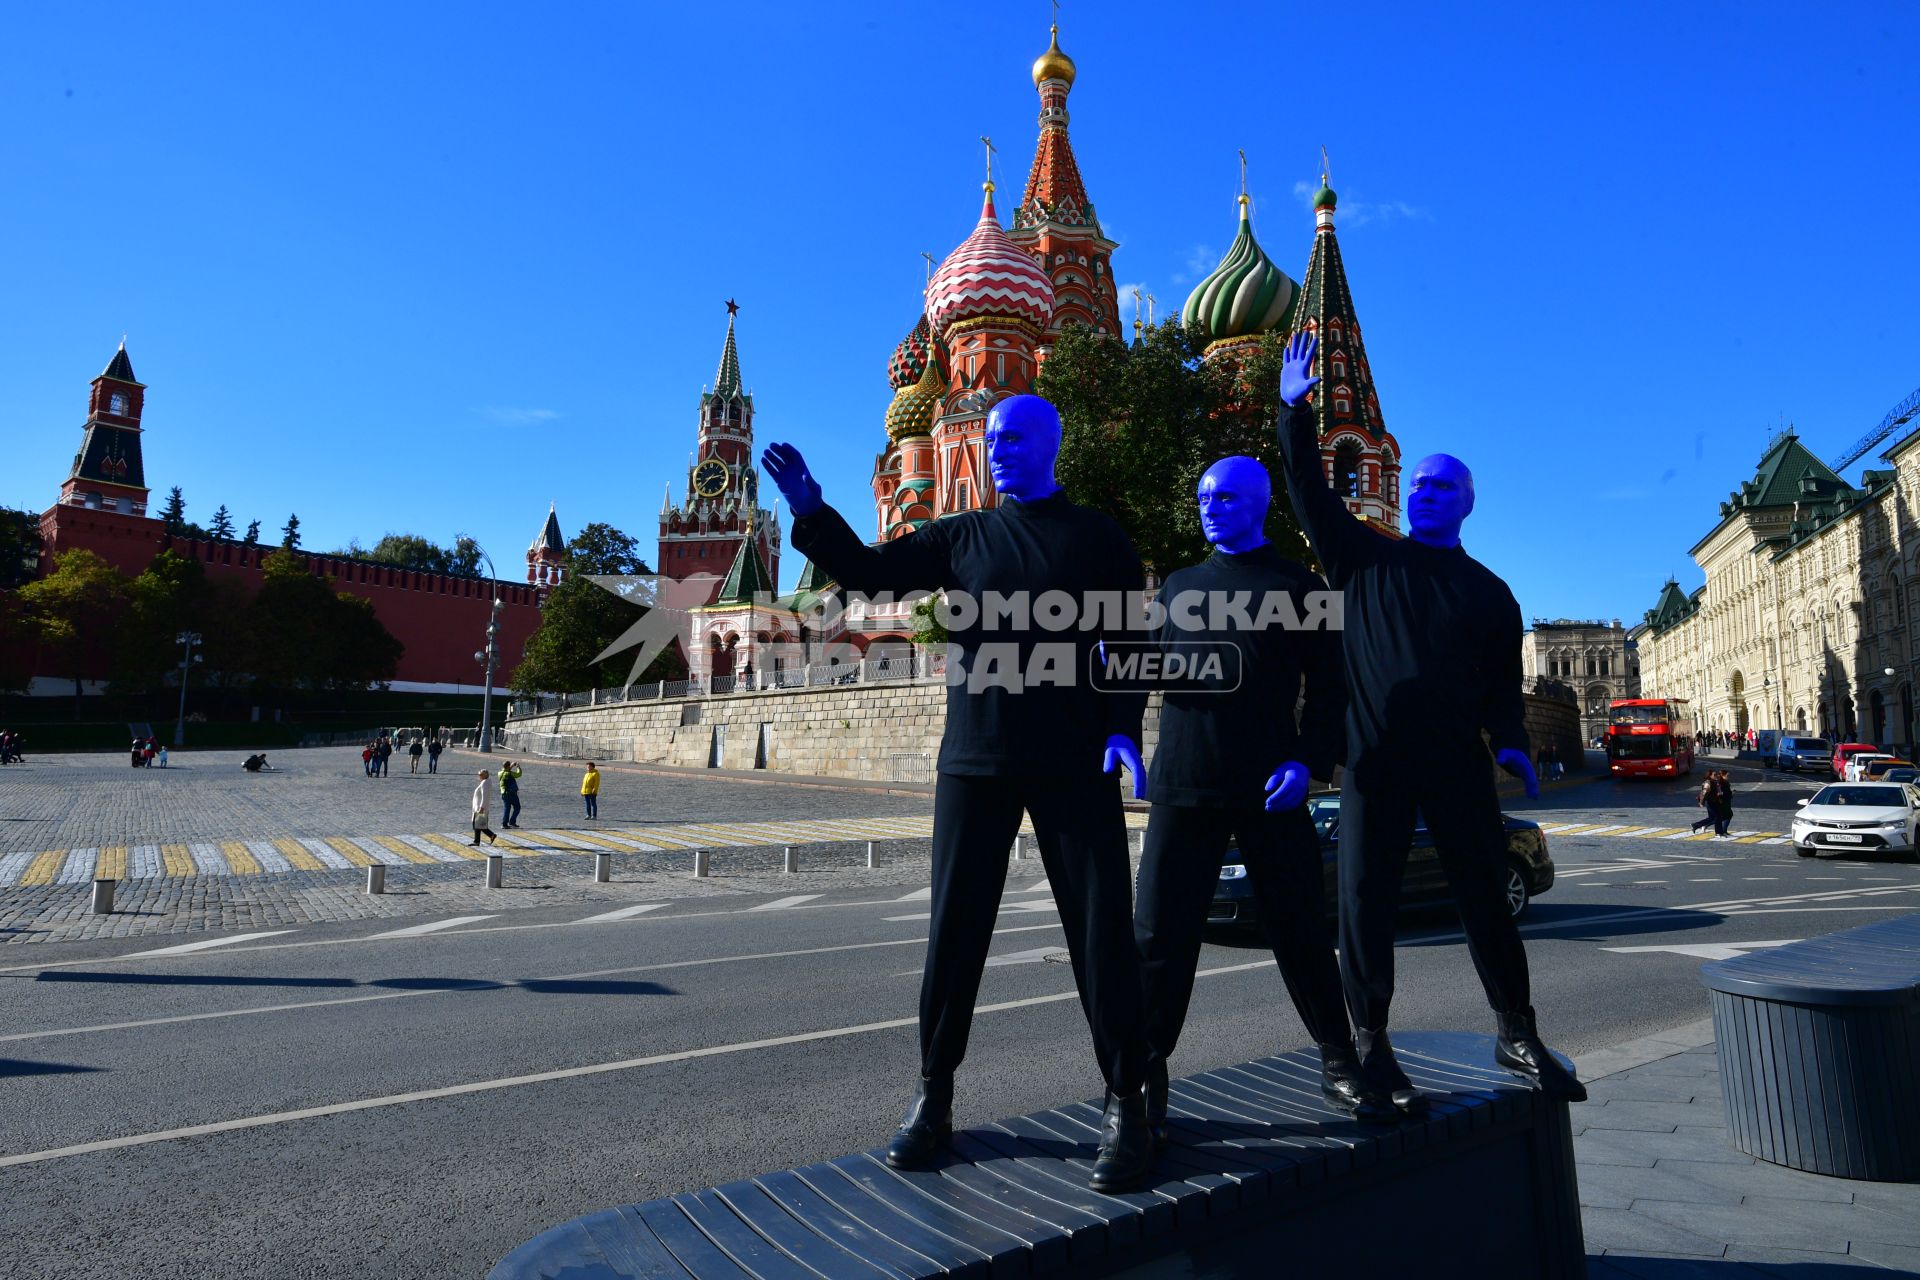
1314, 182, 1337, 211
885, 338, 949, 440
926, 188, 1055, 335
888, 315, 932, 390
1032, 25, 1076, 87
1181, 195, 1299, 343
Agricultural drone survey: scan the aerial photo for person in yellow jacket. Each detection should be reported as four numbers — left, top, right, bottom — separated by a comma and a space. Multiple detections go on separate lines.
581, 762, 601, 820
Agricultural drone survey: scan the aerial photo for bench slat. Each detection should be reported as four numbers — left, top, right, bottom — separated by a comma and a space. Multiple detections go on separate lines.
751, 1169, 962, 1279
948, 1130, 1151, 1247
670, 1190, 832, 1280
829, 1154, 1071, 1274
790, 1162, 1005, 1279
708, 1179, 899, 1280
876, 1151, 1113, 1266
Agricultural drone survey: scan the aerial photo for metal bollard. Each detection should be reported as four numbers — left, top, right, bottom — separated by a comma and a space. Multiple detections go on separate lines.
366, 864, 386, 895
1012, 833, 1026, 861
783, 845, 798, 874
485, 854, 503, 889
866, 840, 878, 869
693, 848, 710, 878
91, 878, 115, 915
594, 851, 612, 883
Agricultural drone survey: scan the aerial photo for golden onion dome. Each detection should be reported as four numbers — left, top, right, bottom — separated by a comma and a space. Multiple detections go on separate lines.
1031, 26, 1076, 88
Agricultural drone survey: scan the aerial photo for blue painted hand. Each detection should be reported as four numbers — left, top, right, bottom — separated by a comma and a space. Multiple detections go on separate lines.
1263, 761, 1311, 812
1497, 748, 1539, 800
1280, 331, 1320, 407
759, 442, 824, 518
1103, 734, 1147, 800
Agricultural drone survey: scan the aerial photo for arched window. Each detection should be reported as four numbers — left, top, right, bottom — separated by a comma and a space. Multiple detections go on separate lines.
1334, 384, 1353, 415
108, 392, 128, 415
1333, 441, 1362, 498
1332, 352, 1348, 378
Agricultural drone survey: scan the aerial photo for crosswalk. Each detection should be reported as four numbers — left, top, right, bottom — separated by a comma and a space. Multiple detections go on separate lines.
1534, 820, 1793, 846
0, 813, 1148, 887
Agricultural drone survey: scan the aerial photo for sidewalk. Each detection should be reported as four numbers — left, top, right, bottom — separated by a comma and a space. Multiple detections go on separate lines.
1574, 1020, 1920, 1273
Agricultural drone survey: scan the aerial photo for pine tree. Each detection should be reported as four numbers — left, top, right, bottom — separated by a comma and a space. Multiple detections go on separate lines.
160, 486, 188, 534
243, 519, 261, 545
209, 504, 236, 540
280, 513, 302, 550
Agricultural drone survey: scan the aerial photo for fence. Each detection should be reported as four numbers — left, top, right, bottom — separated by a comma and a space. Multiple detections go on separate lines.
506, 650, 950, 720
501, 731, 635, 761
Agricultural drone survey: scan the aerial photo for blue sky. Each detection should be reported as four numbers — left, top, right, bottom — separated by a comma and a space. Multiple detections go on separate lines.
4, 1, 1916, 627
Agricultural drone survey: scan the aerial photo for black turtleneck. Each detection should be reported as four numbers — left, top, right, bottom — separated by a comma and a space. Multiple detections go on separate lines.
1148, 543, 1344, 807
1275, 398, 1528, 764
791, 494, 1146, 778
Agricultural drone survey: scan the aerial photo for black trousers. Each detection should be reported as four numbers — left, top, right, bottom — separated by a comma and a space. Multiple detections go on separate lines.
1337, 762, 1531, 1031
1136, 803, 1350, 1080
921, 772, 1146, 1094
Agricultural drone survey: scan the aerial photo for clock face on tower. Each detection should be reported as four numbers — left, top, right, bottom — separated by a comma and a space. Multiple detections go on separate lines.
692, 458, 729, 499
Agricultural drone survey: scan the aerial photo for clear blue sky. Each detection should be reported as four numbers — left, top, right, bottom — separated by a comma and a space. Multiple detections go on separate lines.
4, 1, 1916, 627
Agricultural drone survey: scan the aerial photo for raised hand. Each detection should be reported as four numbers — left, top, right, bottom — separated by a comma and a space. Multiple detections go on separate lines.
1279, 331, 1320, 407
1103, 734, 1148, 800
1263, 761, 1311, 812
1497, 748, 1540, 801
759, 442, 824, 518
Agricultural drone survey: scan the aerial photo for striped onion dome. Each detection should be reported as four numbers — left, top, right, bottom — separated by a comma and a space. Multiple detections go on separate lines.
927, 187, 1055, 336
888, 315, 932, 390
885, 338, 948, 441
1181, 195, 1299, 344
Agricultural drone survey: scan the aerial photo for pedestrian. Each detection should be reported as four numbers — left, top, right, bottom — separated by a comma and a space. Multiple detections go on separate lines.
408, 738, 424, 774
156, 745, 169, 769
131, 738, 145, 769
1712, 769, 1735, 837
470, 769, 499, 846
143, 738, 157, 767
498, 759, 523, 828
581, 761, 600, 820
377, 738, 392, 777
427, 737, 442, 774
361, 743, 374, 777
1690, 775, 1716, 833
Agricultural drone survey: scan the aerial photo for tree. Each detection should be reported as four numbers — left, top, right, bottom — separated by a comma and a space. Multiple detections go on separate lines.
243, 519, 261, 546
509, 522, 682, 694
209, 504, 237, 540
121, 550, 211, 692
0, 591, 35, 701
1034, 321, 1308, 578
160, 486, 187, 533
447, 535, 483, 579
280, 514, 302, 550
19, 549, 130, 713
364, 533, 450, 573
243, 550, 403, 691
910, 595, 949, 648
0, 507, 43, 590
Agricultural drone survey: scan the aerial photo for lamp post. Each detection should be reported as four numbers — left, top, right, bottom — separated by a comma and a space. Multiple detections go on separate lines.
471, 548, 502, 753
173, 631, 202, 747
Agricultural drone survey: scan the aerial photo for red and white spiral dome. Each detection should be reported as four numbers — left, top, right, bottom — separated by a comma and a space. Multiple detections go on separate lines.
926, 187, 1055, 335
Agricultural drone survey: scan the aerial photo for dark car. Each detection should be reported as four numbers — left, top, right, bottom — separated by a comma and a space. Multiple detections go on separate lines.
1208, 792, 1555, 927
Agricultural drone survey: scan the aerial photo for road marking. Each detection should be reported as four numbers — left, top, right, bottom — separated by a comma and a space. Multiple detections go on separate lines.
97, 846, 128, 880
1689, 878, 1722, 882
364, 916, 498, 939
1603, 939, 1800, 961
369, 835, 444, 866
751, 895, 824, 911
55, 848, 98, 885
573, 904, 670, 924
985, 946, 1068, 968
219, 840, 262, 875
118, 931, 297, 958
893, 887, 934, 901
0, 949, 1265, 1171
21, 849, 66, 885
244, 840, 291, 873
884, 899, 1060, 923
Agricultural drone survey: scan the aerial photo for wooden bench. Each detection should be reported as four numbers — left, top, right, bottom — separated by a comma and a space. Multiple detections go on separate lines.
1702, 913, 1920, 1181
489, 1032, 1585, 1279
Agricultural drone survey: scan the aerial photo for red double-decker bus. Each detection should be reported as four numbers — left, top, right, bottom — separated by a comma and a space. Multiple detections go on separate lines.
1606, 698, 1696, 778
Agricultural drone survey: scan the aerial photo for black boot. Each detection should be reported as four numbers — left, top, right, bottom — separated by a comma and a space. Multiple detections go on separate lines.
1319, 1041, 1399, 1124
884, 1075, 953, 1169
1495, 1007, 1588, 1102
1089, 1088, 1153, 1193
1355, 1026, 1428, 1114
1144, 1057, 1169, 1149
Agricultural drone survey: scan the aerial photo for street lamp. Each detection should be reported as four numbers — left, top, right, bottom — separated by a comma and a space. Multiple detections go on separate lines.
173, 631, 202, 747
471, 547, 502, 753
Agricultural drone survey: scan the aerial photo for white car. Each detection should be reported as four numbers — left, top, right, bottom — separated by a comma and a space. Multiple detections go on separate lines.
1792, 783, 1920, 858
1844, 752, 1895, 782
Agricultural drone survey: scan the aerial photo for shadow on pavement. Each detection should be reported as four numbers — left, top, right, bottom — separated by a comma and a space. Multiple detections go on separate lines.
1591, 1255, 1872, 1279
31, 972, 678, 998
1401, 903, 1726, 947
0, 1058, 106, 1078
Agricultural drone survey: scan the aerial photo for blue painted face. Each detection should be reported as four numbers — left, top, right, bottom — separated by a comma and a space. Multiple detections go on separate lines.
985, 395, 1063, 502
1196, 456, 1271, 554
1407, 453, 1475, 547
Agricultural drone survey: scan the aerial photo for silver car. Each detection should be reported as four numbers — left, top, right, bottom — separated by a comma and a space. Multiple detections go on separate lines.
1791, 783, 1920, 859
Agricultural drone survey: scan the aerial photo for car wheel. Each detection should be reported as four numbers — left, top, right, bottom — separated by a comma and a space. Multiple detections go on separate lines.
1501, 861, 1530, 919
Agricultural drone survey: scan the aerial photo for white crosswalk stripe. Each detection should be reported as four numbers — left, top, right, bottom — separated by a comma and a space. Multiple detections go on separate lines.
120, 931, 297, 958
0, 851, 33, 885
750, 895, 823, 912
893, 886, 934, 901
574, 904, 670, 924
300, 838, 354, 870
245, 840, 292, 873
394, 834, 465, 863
55, 849, 98, 885
130, 844, 161, 877
187, 842, 228, 874
365, 916, 498, 939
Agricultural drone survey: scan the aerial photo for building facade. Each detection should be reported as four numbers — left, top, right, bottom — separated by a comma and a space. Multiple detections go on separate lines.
1635, 427, 1920, 752
1521, 619, 1640, 742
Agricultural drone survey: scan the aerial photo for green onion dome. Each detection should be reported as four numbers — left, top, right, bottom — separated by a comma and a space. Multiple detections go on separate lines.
1314, 183, 1337, 210
885, 338, 948, 441
888, 315, 932, 390
1180, 195, 1299, 343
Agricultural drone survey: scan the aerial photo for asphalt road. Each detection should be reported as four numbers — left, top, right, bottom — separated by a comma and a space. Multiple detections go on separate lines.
2, 753, 1915, 1279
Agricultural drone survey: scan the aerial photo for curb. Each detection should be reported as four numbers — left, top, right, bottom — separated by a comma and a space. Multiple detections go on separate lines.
1573, 1015, 1716, 1082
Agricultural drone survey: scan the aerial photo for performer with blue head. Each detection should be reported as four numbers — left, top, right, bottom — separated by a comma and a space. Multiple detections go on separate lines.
762, 392, 1156, 1191
1273, 330, 1585, 1107
1133, 454, 1395, 1142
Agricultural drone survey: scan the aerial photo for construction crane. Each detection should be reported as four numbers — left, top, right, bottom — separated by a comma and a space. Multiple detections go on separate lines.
1829, 384, 1920, 473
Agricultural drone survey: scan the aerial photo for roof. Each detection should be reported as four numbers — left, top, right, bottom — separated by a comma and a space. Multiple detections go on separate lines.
714, 529, 774, 605
67, 423, 145, 489
1291, 192, 1389, 447
712, 311, 744, 402
1182, 197, 1298, 343
1744, 433, 1843, 508
529, 504, 565, 554
99, 343, 141, 385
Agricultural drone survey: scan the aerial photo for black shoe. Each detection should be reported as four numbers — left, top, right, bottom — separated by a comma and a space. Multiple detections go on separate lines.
1089, 1088, 1152, 1193
1356, 1026, 1428, 1114
1319, 1041, 1399, 1124
1495, 1007, 1588, 1102
1144, 1058, 1169, 1149
884, 1075, 953, 1169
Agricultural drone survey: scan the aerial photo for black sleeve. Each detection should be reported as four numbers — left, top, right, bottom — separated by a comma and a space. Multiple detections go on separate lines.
1275, 397, 1379, 580
790, 503, 954, 597
1295, 572, 1346, 781
1103, 531, 1149, 744
1482, 581, 1530, 757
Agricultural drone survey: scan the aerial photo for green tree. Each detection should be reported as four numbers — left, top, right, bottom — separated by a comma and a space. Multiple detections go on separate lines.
509, 522, 682, 694
447, 535, 483, 578
326, 592, 404, 689
244, 551, 403, 691
160, 486, 187, 533
364, 533, 450, 573
280, 513, 302, 550
0, 507, 43, 589
121, 550, 211, 692
0, 591, 34, 701
1034, 321, 1308, 578
910, 595, 949, 648
19, 549, 130, 713
243, 519, 261, 546
208, 504, 236, 540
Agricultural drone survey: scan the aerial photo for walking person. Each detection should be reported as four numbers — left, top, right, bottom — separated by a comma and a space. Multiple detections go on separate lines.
427, 737, 442, 774
499, 760, 523, 828
581, 761, 600, 820
1712, 770, 1735, 837
362, 743, 375, 777
470, 770, 499, 846
377, 737, 392, 777
1690, 775, 1716, 833
408, 739, 424, 774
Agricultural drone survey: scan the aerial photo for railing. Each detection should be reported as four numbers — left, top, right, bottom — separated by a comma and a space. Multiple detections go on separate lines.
502, 731, 634, 761
504, 650, 951, 721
